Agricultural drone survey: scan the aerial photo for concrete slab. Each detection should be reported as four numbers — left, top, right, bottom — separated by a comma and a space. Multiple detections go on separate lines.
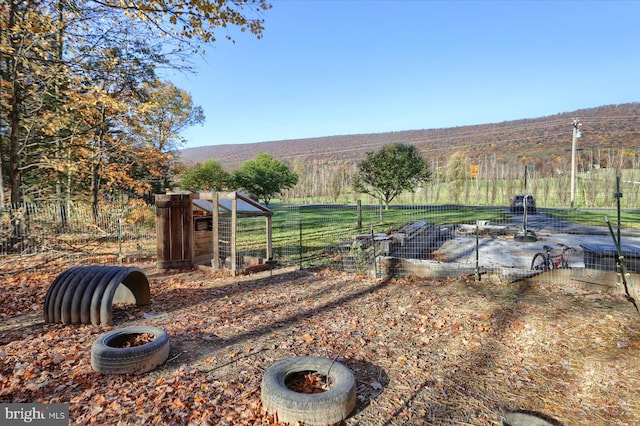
379, 223, 640, 294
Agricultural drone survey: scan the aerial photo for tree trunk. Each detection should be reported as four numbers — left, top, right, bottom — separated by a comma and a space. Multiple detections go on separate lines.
92, 161, 100, 220
0, 155, 4, 206
7, 0, 22, 204
92, 105, 107, 220
9, 89, 21, 204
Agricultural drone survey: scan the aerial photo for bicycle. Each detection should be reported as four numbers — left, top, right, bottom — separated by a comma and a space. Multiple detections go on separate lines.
530, 243, 577, 271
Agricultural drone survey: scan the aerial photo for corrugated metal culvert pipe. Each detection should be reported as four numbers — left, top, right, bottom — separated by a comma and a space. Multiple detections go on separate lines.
44, 265, 150, 326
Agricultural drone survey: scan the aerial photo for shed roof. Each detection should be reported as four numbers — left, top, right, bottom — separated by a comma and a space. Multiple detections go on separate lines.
192, 192, 272, 217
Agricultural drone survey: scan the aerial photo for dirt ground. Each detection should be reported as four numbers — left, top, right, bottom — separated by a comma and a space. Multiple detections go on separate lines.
1, 263, 640, 425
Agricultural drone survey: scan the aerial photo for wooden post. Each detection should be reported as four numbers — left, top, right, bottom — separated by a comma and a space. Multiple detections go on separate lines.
188, 196, 195, 268
212, 192, 219, 270
231, 194, 237, 276
357, 200, 362, 229
266, 215, 273, 260
156, 195, 170, 268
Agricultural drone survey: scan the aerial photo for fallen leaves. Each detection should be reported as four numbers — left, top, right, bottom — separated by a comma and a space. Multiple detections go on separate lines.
0, 270, 58, 320
1, 267, 640, 425
286, 372, 330, 394
110, 332, 155, 348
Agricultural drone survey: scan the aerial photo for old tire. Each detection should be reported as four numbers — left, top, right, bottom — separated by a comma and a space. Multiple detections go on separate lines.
261, 356, 356, 426
91, 326, 170, 374
502, 410, 562, 426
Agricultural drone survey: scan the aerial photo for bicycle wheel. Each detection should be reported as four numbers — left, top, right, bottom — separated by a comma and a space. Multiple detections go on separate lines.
531, 253, 550, 271
560, 248, 576, 269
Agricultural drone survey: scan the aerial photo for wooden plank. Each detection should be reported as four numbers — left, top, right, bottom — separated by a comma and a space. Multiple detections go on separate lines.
184, 194, 193, 264
194, 191, 215, 200
231, 196, 237, 276
193, 253, 213, 265
218, 191, 237, 200
237, 192, 272, 215
155, 194, 171, 266
266, 216, 273, 260
157, 259, 192, 269
194, 232, 213, 257
212, 192, 219, 270
169, 195, 183, 261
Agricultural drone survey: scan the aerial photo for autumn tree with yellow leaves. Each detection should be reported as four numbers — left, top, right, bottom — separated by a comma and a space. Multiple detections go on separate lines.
0, 0, 270, 208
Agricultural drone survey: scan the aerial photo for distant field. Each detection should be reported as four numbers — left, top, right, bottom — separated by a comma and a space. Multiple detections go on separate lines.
278, 167, 640, 211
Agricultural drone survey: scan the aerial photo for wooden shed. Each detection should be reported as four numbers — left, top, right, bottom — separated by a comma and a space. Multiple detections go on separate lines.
156, 191, 272, 274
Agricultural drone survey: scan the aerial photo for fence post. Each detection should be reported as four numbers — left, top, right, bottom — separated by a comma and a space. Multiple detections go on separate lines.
357, 200, 362, 229
370, 225, 378, 278
299, 220, 303, 270
118, 218, 123, 264
59, 202, 67, 228
475, 223, 480, 281
615, 176, 622, 245
615, 176, 623, 289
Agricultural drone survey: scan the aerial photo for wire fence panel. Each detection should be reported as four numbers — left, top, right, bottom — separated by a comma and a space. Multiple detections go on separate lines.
0, 201, 156, 272
271, 200, 640, 292
269, 206, 302, 269
3, 187, 639, 293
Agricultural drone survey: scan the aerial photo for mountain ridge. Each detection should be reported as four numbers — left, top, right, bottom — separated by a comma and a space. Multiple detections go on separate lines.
179, 103, 640, 169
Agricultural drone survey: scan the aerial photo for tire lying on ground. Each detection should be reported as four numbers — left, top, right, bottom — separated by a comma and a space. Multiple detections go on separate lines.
91, 326, 170, 374
502, 410, 562, 426
261, 356, 356, 426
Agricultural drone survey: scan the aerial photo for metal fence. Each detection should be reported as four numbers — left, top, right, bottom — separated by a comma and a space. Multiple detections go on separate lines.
2, 196, 639, 292
0, 201, 156, 272
275, 203, 640, 285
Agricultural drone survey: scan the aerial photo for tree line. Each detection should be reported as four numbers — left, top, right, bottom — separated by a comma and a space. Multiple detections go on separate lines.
1, 0, 270, 214
180, 153, 298, 206
181, 144, 432, 209
277, 146, 640, 208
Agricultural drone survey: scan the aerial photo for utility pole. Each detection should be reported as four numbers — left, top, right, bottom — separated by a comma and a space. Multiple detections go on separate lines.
570, 118, 581, 209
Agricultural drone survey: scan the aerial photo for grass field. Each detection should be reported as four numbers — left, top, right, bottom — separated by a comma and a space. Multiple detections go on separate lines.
281, 167, 640, 210
237, 203, 640, 271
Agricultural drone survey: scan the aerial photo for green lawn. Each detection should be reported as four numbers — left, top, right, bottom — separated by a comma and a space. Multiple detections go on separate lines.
544, 208, 640, 230
253, 205, 509, 267
236, 203, 639, 267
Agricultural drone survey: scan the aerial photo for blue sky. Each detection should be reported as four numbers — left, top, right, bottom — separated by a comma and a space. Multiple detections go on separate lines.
168, 0, 640, 149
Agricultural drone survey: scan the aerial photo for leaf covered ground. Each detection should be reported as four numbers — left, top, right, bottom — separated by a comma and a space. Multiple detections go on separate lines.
1, 263, 640, 425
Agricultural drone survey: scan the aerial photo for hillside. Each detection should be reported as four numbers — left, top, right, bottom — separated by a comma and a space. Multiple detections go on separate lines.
179, 103, 640, 169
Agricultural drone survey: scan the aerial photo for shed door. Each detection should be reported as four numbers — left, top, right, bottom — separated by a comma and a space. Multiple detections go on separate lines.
156, 194, 193, 269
